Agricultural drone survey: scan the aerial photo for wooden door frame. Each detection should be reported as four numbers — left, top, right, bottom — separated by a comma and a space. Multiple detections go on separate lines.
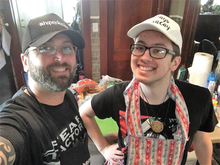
181, 0, 201, 69
2, 0, 23, 89
99, 0, 108, 76
81, 0, 92, 79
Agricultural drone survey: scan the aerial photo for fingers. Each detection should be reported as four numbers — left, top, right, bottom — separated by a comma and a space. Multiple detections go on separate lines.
110, 158, 124, 165
102, 143, 124, 165
113, 144, 124, 158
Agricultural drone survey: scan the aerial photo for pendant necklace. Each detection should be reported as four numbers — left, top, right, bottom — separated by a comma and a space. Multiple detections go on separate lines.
140, 86, 170, 134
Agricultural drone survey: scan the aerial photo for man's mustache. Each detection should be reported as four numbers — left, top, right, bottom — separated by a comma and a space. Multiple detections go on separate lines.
47, 62, 72, 70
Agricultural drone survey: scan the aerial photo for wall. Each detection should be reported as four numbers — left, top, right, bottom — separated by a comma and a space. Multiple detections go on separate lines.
90, 18, 100, 82
170, 0, 185, 16
169, 0, 185, 27
90, 0, 99, 17
90, 1, 100, 82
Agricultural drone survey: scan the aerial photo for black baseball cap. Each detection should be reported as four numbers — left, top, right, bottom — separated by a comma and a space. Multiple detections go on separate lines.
22, 13, 85, 52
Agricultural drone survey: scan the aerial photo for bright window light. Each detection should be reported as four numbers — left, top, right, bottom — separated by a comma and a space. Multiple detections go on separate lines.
62, 0, 79, 25
201, 0, 220, 5
28, 0, 46, 19
18, 0, 46, 19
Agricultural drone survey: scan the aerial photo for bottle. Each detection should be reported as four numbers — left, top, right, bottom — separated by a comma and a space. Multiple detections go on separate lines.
177, 65, 186, 81
215, 58, 220, 86
206, 72, 218, 94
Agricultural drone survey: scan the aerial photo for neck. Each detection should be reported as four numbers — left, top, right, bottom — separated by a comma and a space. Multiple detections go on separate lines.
27, 80, 66, 106
140, 80, 170, 105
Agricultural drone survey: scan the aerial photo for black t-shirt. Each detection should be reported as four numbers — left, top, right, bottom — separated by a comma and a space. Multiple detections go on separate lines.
140, 98, 178, 139
0, 87, 90, 165
91, 80, 218, 165
41, 99, 88, 162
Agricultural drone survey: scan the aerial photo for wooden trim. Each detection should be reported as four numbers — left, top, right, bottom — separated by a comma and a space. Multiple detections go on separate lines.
151, 0, 158, 16
81, 0, 92, 79
99, 0, 108, 76
170, 0, 200, 78
157, 0, 171, 15
3, 0, 23, 89
181, 0, 200, 69
106, 0, 115, 75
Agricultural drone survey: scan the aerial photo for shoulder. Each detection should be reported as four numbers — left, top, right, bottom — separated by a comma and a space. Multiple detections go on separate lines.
104, 81, 130, 94
175, 80, 214, 120
66, 89, 78, 103
175, 80, 213, 117
93, 81, 130, 100
175, 80, 209, 93
0, 86, 34, 112
91, 82, 129, 117
0, 86, 35, 119
175, 80, 211, 101
0, 88, 39, 142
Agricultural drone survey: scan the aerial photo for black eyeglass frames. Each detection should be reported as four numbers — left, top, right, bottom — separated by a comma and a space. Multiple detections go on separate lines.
130, 44, 177, 59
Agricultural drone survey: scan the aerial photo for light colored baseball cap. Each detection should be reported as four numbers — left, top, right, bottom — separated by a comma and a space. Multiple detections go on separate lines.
127, 14, 182, 54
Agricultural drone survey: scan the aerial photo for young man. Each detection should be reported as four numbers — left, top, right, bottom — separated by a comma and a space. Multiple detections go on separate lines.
0, 13, 90, 165
80, 14, 218, 165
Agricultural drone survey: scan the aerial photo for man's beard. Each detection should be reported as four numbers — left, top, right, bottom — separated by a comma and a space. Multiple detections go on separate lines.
28, 60, 75, 92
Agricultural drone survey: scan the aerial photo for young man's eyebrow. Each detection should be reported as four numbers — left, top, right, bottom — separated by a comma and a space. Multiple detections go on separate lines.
135, 40, 167, 48
134, 40, 146, 45
153, 43, 167, 47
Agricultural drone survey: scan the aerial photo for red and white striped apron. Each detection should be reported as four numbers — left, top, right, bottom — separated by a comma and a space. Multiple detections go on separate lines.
123, 77, 189, 165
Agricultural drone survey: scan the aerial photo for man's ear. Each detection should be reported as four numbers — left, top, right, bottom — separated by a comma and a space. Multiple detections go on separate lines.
20, 53, 29, 72
170, 56, 181, 72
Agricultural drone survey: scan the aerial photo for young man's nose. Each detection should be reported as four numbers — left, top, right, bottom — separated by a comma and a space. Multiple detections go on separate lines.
140, 49, 153, 61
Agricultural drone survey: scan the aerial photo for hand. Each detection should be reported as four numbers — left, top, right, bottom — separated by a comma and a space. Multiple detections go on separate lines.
101, 143, 124, 165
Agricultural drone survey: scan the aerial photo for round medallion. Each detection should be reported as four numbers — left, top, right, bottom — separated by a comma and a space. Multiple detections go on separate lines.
151, 120, 164, 133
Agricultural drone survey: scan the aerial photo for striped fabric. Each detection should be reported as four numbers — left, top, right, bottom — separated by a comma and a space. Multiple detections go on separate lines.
123, 76, 189, 165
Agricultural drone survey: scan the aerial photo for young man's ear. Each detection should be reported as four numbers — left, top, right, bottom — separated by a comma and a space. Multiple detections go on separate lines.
20, 53, 29, 73
171, 56, 181, 72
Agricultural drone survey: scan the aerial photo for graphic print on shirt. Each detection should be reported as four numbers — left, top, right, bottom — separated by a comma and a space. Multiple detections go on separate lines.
119, 110, 178, 140
42, 115, 85, 163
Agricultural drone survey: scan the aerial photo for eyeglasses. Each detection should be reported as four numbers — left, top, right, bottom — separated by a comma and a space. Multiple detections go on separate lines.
26, 44, 77, 55
130, 44, 177, 59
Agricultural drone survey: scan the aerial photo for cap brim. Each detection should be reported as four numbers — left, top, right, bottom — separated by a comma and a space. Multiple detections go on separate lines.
29, 29, 85, 49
